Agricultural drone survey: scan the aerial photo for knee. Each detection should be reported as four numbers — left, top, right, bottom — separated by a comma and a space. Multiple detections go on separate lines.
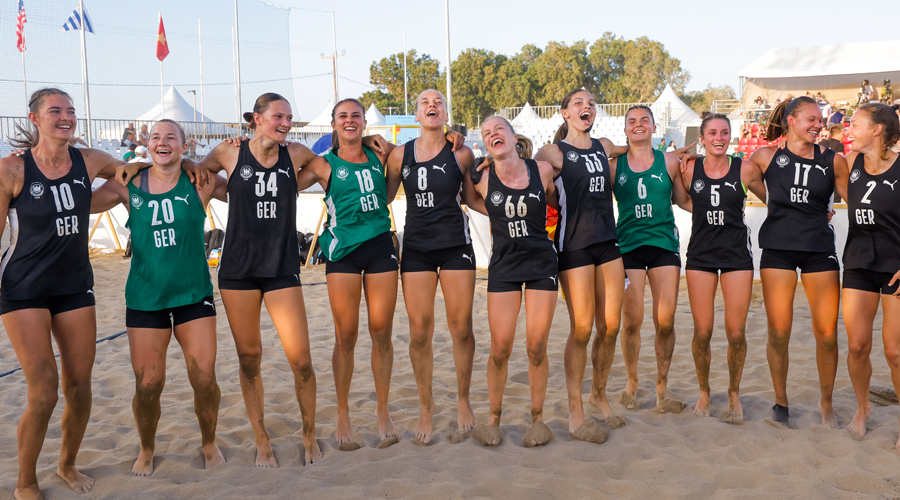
767, 329, 791, 351
725, 327, 746, 347
134, 378, 164, 405
657, 319, 676, 338
693, 327, 713, 345
190, 371, 219, 397
238, 351, 262, 379
818, 331, 839, 352
526, 342, 547, 365
335, 331, 358, 355
290, 357, 315, 383
409, 315, 434, 336
409, 330, 431, 352
29, 385, 60, 415
848, 340, 872, 360
370, 329, 393, 354
884, 349, 900, 369
490, 344, 512, 366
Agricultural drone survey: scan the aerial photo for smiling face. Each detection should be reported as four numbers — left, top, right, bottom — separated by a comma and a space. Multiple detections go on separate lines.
481, 117, 516, 158
31, 94, 77, 143
624, 108, 656, 144
332, 101, 366, 142
415, 90, 448, 129
561, 91, 596, 133
786, 102, 823, 144
148, 121, 186, 168
256, 99, 293, 143
847, 111, 878, 153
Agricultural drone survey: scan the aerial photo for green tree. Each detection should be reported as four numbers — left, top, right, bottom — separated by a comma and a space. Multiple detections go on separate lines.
680, 84, 736, 115
450, 48, 508, 129
589, 33, 690, 103
369, 49, 443, 109
529, 40, 591, 105
358, 89, 403, 116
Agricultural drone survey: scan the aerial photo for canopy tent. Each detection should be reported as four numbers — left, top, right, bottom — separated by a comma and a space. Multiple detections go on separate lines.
365, 104, 386, 126
652, 84, 700, 148
138, 87, 216, 123
307, 101, 336, 126
510, 102, 539, 126
739, 41, 900, 107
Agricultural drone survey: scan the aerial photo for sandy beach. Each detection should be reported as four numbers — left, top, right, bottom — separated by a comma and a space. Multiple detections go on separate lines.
1, 251, 899, 499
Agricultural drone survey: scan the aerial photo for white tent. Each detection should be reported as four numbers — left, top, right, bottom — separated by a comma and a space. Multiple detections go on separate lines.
510, 102, 539, 126
739, 41, 900, 106
653, 84, 701, 148
307, 101, 336, 126
137, 86, 215, 123
365, 104, 386, 126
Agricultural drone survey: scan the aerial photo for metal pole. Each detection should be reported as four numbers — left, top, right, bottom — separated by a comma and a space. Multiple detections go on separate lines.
331, 12, 338, 103
79, 0, 93, 146
233, 0, 242, 124
159, 12, 165, 119
199, 20, 206, 140
444, 0, 453, 126
231, 26, 240, 134
403, 32, 408, 115
189, 90, 197, 122
21, 52, 27, 108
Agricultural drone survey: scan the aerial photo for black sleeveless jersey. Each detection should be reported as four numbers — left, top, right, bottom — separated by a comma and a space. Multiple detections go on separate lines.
0, 147, 93, 299
553, 139, 616, 252
758, 145, 836, 252
218, 141, 301, 279
400, 138, 470, 252
686, 156, 752, 268
485, 159, 557, 281
844, 154, 900, 272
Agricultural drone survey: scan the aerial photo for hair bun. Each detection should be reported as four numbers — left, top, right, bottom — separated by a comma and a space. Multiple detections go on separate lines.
242, 112, 254, 124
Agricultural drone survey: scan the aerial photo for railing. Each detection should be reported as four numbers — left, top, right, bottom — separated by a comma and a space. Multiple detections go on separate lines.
712, 99, 741, 115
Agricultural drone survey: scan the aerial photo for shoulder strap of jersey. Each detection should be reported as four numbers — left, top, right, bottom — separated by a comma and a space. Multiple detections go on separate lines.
694, 156, 706, 181
402, 138, 416, 167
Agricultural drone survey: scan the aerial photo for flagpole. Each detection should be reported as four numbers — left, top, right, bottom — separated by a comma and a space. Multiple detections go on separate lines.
22, 52, 28, 107
231, 26, 240, 134
198, 19, 206, 141
233, 0, 242, 129
79, 0, 93, 146
159, 13, 165, 120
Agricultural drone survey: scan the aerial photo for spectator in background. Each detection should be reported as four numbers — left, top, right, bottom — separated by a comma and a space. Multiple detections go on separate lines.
666, 140, 676, 152
820, 123, 845, 154
741, 124, 751, 139
121, 122, 135, 145
123, 143, 137, 161
785, 93, 793, 101
128, 145, 149, 163
184, 135, 205, 156
472, 143, 484, 158
754, 95, 765, 107
828, 107, 844, 125
137, 124, 150, 146
858, 79, 875, 105
882, 80, 893, 104
657, 138, 668, 151
816, 92, 826, 104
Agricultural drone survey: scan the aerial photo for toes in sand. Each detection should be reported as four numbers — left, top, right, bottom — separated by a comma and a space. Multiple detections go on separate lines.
572, 420, 608, 445
57, 466, 95, 494
619, 391, 637, 410
523, 421, 553, 448
203, 444, 226, 469
305, 439, 324, 464
338, 441, 362, 452
130, 449, 154, 477
657, 398, 686, 414
255, 444, 278, 468
473, 423, 502, 446
721, 409, 744, 425
601, 413, 626, 429
377, 436, 400, 449
446, 428, 469, 444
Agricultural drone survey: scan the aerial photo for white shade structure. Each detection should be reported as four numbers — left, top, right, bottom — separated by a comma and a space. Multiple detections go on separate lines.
307, 100, 336, 126
652, 84, 701, 148
365, 104, 386, 126
137, 86, 216, 123
510, 102, 539, 126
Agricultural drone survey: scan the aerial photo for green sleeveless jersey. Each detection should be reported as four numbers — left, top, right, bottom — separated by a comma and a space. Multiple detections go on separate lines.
318, 146, 391, 261
125, 170, 213, 311
613, 149, 679, 254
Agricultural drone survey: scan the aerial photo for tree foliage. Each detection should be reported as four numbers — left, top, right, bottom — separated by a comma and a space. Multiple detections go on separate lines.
680, 84, 737, 115
369, 49, 443, 111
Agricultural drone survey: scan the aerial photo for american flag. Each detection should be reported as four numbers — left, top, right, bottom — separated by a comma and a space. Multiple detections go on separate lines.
16, 0, 26, 52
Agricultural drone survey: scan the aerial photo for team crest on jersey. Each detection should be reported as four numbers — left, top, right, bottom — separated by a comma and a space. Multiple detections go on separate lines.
693, 179, 705, 192
401, 165, 410, 179
617, 173, 628, 185
490, 191, 504, 206
130, 194, 144, 208
566, 151, 579, 162
29, 182, 44, 198
239, 166, 254, 179
336, 166, 350, 180
775, 155, 790, 167
850, 169, 861, 183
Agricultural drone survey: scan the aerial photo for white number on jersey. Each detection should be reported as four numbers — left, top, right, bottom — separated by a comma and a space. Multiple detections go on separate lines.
504, 195, 527, 218
149, 199, 175, 226
355, 170, 375, 193
50, 184, 75, 212
710, 184, 720, 207
417, 166, 428, 191
254, 172, 278, 197
793, 163, 812, 186
860, 181, 876, 204
637, 178, 647, 199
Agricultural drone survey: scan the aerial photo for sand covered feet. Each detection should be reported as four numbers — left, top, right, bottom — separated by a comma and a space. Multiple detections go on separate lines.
413, 406, 433, 446
764, 404, 790, 429
131, 448, 155, 476
721, 393, 744, 425
571, 420, 608, 445
335, 412, 360, 451
619, 390, 637, 410
845, 406, 870, 441
656, 397, 686, 414
203, 442, 226, 469
473, 422, 502, 446
14, 484, 46, 500
522, 421, 553, 448
820, 400, 840, 430
56, 466, 95, 494
587, 393, 626, 429
304, 436, 323, 464
458, 396, 475, 435
255, 442, 278, 468
693, 392, 710, 417
377, 410, 399, 448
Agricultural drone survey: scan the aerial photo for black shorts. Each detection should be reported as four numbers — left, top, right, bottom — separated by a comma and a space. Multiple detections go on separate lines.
487, 275, 559, 293
685, 263, 754, 274
401, 243, 476, 273
218, 274, 301, 293
0, 290, 96, 316
760, 249, 840, 273
843, 268, 900, 295
326, 232, 399, 275
126, 295, 217, 329
622, 245, 681, 271
558, 240, 622, 272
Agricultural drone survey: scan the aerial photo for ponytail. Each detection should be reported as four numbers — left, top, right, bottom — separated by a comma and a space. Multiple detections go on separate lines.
766, 96, 818, 140
515, 134, 533, 159
9, 88, 74, 149
244, 92, 289, 130
552, 122, 569, 144
857, 102, 900, 160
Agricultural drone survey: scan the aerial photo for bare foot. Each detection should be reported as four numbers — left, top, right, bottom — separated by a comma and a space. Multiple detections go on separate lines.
587, 393, 626, 429
619, 390, 637, 410
14, 484, 44, 500
203, 442, 226, 469
457, 396, 475, 435
131, 448, 155, 476
722, 392, 744, 425
820, 400, 840, 430
56, 466, 94, 494
473, 422, 502, 446
255, 441, 278, 468
377, 407, 397, 441
335, 411, 353, 445
304, 434, 323, 464
522, 421, 553, 448
846, 406, 870, 441
446, 428, 468, 444
413, 405, 433, 445
571, 420, 608, 445
656, 397, 686, 414
376, 436, 400, 449
693, 392, 710, 417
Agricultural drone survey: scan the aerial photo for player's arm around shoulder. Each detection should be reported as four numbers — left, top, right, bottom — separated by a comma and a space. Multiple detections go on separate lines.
665, 152, 691, 212
286, 142, 317, 175
534, 143, 563, 177
385, 143, 406, 203
537, 160, 559, 210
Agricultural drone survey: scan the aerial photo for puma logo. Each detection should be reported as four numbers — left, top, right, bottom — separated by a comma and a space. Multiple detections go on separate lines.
815, 165, 828, 175
174, 194, 190, 205
651, 173, 665, 182
73, 177, 86, 188
724, 182, 738, 191
371, 165, 382, 173
549, 275, 557, 285
828, 255, 837, 262
278, 168, 291, 177
432, 164, 446, 173
203, 300, 214, 308
884, 180, 897, 191
390, 254, 398, 261
529, 192, 541, 200
86, 289, 93, 294
461, 253, 473, 263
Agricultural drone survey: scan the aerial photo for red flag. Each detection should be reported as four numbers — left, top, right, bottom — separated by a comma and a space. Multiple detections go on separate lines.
156, 16, 169, 61
16, 0, 27, 52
